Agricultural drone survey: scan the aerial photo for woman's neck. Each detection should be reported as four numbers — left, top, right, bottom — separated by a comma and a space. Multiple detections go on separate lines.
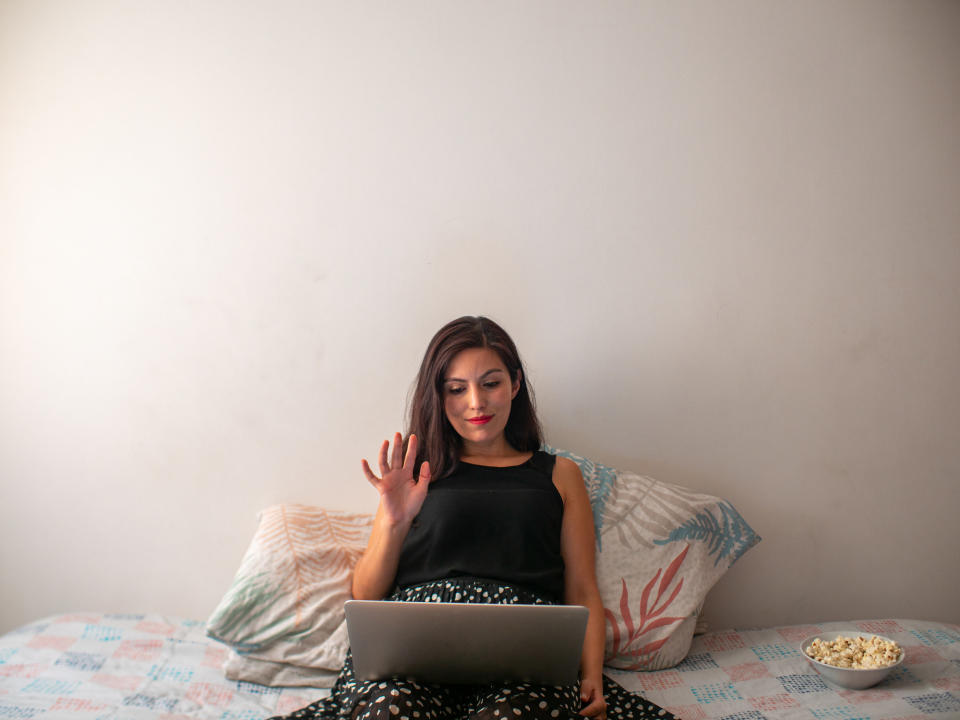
459, 439, 532, 467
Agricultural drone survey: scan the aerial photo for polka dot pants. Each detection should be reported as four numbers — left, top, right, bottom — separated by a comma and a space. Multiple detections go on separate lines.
269, 579, 674, 720
342, 675, 579, 719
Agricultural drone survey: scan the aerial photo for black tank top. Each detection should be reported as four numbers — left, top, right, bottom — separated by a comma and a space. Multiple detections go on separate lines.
394, 450, 565, 602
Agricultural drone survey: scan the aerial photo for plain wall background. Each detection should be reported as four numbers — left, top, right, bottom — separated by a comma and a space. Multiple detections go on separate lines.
2, 0, 959, 636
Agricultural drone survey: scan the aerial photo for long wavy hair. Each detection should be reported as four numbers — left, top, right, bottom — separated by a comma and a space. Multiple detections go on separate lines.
406, 316, 542, 480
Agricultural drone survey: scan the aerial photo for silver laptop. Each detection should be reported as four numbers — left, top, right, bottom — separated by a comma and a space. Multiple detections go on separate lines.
344, 600, 588, 685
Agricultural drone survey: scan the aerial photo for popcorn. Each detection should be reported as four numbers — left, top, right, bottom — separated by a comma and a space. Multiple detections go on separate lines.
805, 635, 902, 669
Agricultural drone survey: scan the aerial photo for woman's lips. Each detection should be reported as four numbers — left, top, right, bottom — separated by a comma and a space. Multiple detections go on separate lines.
467, 416, 492, 425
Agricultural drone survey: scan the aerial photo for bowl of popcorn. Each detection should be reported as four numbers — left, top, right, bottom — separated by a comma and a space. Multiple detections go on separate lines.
801, 632, 905, 689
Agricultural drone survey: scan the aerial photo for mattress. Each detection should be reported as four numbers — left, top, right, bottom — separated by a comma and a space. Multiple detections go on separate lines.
1, 614, 958, 719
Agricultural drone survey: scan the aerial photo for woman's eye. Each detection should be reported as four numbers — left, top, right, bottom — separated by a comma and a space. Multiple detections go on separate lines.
447, 387, 465, 395
484, 381, 500, 388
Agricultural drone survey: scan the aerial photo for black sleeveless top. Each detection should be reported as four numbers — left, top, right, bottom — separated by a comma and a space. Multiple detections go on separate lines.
394, 450, 565, 602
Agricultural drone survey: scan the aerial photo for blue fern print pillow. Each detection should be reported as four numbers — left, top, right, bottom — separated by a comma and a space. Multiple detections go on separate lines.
544, 445, 760, 671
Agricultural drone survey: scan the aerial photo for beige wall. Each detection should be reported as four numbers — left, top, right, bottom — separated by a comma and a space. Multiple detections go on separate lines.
2, 0, 958, 635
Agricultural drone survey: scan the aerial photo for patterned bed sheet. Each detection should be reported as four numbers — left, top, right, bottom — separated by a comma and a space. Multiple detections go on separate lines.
615, 619, 960, 720
0, 614, 329, 719
1, 615, 957, 719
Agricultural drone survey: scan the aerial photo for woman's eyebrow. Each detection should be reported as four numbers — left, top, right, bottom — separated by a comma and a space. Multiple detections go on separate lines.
444, 369, 505, 383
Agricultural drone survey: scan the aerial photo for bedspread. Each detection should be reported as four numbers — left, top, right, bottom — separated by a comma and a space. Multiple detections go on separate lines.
614, 619, 960, 719
0, 614, 326, 719
1, 615, 957, 719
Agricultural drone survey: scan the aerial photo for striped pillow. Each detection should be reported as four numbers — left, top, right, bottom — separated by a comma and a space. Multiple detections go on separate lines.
206, 505, 372, 683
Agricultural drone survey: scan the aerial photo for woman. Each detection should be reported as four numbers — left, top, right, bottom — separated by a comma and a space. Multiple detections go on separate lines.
274, 317, 674, 720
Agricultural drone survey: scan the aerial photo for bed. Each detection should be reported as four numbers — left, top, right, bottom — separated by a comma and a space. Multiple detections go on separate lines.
4, 452, 956, 719
2, 613, 958, 719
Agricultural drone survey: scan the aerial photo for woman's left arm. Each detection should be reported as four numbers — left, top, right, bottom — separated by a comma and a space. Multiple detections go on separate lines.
555, 456, 607, 719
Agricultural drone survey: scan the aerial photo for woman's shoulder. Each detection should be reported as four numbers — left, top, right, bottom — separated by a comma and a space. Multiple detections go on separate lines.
545, 453, 584, 500
539, 450, 580, 474
552, 454, 580, 472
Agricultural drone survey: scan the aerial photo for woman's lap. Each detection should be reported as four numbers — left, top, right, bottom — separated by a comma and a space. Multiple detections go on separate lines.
269, 578, 673, 720
344, 658, 582, 719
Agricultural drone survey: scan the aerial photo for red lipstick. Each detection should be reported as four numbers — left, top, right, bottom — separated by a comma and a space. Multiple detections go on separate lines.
467, 416, 492, 425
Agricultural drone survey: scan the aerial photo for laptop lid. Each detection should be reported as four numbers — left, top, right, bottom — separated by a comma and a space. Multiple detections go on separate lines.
344, 600, 588, 686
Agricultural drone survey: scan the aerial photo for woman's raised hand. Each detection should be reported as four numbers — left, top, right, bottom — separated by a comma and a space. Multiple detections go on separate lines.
361, 433, 432, 526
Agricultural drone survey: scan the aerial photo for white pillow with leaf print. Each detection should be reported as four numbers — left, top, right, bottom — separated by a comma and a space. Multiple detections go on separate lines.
544, 446, 760, 671
206, 505, 373, 686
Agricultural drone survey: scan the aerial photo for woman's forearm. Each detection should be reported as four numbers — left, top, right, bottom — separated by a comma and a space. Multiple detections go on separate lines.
350, 505, 411, 600
577, 590, 607, 682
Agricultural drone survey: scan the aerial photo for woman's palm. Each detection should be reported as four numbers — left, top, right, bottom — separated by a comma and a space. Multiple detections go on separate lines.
362, 433, 432, 524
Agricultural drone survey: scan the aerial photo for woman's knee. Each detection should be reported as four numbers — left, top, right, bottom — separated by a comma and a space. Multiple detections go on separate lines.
351, 680, 453, 720
470, 683, 579, 720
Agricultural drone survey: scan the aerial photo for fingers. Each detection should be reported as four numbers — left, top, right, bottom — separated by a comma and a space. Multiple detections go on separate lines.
378, 439, 390, 476
581, 700, 606, 718
360, 459, 379, 487
579, 699, 605, 718
412, 461, 432, 500
390, 431, 403, 469
403, 434, 418, 470
376, 433, 411, 477
579, 684, 606, 718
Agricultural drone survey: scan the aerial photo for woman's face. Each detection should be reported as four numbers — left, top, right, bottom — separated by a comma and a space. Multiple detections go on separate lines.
442, 346, 520, 452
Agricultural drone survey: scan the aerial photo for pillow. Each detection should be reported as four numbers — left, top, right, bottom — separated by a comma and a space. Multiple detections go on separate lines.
208, 452, 759, 682
206, 505, 373, 686
223, 645, 340, 688
545, 445, 760, 670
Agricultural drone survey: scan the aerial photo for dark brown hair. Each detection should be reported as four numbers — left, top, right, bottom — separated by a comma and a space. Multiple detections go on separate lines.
406, 316, 542, 480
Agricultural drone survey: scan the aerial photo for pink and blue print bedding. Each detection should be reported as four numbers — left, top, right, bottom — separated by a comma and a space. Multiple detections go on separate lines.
1, 614, 958, 719
0, 613, 328, 719
616, 619, 960, 719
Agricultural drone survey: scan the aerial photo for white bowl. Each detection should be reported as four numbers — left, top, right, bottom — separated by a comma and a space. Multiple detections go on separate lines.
800, 632, 905, 690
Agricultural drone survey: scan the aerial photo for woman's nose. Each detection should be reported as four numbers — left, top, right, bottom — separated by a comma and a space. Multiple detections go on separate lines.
467, 385, 483, 409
